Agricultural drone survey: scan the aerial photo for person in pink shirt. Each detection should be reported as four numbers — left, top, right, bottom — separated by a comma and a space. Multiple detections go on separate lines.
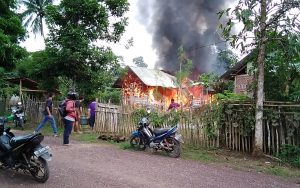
63, 91, 77, 146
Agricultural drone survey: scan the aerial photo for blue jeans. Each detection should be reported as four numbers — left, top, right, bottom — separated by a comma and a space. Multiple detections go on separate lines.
63, 119, 73, 144
35, 115, 57, 134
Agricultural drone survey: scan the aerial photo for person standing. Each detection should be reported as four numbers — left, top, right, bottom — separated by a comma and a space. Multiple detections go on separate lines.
167, 98, 180, 111
63, 91, 77, 145
34, 92, 58, 137
88, 99, 97, 130
74, 96, 84, 133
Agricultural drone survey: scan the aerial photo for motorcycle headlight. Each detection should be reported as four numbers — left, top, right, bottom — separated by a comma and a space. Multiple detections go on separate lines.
141, 117, 148, 124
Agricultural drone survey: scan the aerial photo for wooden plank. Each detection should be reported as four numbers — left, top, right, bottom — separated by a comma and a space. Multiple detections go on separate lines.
276, 127, 279, 156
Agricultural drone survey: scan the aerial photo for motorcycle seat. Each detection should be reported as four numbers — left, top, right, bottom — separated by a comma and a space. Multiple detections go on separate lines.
153, 128, 170, 135
10, 134, 35, 148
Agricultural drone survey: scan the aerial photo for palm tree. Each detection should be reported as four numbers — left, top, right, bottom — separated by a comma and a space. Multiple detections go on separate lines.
21, 0, 53, 38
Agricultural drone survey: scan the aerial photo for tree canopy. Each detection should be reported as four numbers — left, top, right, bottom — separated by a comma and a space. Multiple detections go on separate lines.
0, 0, 26, 71
218, 0, 300, 155
0, 0, 26, 98
264, 31, 300, 102
41, 0, 129, 97
21, 0, 53, 37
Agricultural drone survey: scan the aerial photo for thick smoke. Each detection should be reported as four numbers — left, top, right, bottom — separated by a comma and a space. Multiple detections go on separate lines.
137, 0, 232, 77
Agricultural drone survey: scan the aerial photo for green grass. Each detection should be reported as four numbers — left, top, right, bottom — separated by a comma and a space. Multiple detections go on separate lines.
72, 132, 99, 143
181, 146, 218, 163
265, 166, 300, 177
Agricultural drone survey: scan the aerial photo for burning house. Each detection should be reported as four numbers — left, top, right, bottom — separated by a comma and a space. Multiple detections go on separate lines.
114, 66, 213, 109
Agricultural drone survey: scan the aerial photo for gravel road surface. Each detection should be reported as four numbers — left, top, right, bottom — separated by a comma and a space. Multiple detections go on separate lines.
0, 134, 299, 188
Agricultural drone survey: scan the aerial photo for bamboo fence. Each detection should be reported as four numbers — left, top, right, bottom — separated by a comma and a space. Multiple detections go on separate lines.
94, 102, 300, 154
18, 98, 300, 155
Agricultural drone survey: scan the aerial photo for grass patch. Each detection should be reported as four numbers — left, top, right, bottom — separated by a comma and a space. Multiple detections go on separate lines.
264, 166, 300, 177
72, 133, 99, 143
181, 146, 218, 163
118, 142, 132, 150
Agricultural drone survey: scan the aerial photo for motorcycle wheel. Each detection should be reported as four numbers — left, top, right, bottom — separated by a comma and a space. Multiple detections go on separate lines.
29, 156, 49, 183
129, 136, 145, 150
165, 137, 181, 158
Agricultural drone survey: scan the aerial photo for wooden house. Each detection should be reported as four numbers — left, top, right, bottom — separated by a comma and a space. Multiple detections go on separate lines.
114, 66, 212, 109
220, 53, 254, 97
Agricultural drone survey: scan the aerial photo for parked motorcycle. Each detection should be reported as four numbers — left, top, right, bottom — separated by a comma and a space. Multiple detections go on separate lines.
130, 109, 184, 158
11, 102, 25, 130
0, 118, 52, 183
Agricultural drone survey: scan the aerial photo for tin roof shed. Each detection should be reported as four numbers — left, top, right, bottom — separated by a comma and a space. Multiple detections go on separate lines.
114, 66, 179, 88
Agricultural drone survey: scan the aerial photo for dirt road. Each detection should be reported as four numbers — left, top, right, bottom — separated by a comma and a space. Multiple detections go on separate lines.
0, 135, 299, 188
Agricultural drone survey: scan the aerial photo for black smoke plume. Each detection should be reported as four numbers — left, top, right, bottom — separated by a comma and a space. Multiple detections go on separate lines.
137, 0, 233, 77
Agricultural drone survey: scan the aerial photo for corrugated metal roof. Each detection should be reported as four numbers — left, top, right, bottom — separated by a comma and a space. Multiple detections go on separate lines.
129, 66, 178, 88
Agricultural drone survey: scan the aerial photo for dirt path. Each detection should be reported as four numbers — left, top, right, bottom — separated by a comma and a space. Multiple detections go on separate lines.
0, 134, 299, 188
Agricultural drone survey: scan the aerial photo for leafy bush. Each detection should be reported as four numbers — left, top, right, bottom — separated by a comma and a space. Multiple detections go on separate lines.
278, 144, 300, 168
215, 90, 250, 101
132, 108, 182, 128
97, 89, 121, 105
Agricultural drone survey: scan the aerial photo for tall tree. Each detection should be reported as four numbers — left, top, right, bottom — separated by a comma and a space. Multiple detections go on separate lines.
0, 0, 26, 71
21, 0, 53, 37
264, 31, 300, 102
176, 46, 193, 105
219, 0, 300, 155
0, 0, 26, 97
45, 0, 129, 98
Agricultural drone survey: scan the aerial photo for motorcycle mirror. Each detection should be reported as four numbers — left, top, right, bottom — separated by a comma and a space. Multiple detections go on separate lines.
146, 108, 151, 114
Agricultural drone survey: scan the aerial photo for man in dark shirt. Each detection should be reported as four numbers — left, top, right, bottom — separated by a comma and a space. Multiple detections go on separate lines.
34, 92, 58, 137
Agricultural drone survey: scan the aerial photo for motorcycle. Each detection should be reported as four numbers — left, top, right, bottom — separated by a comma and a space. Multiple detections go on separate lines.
129, 109, 184, 158
0, 117, 52, 183
11, 102, 25, 130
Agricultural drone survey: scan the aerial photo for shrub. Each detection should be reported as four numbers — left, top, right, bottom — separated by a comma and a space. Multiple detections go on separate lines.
278, 144, 300, 168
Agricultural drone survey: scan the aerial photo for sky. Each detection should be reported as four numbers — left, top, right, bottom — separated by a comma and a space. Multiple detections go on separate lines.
20, 0, 158, 69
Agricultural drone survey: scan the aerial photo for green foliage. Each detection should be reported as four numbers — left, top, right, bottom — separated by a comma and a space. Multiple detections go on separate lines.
16, 50, 61, 92
217, 49, 238, 70
97, 89, 121, 105
132, 108, 148, 125
176, 46, 193, 85
132, 108, 182, 128
0, 68, 19, 98
44, 0, 129, 96
149, 111, 165, 128
198, 73, 234, 93
133, 56, 147, 68
215, 90, 250, 101
264, 32, 300, 102
278, 144, 300, 168
198, 73, 218, 88
0, 0, 26, 71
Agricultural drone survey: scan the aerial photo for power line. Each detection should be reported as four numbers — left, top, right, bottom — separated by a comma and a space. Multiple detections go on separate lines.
188, 41, 226, 52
